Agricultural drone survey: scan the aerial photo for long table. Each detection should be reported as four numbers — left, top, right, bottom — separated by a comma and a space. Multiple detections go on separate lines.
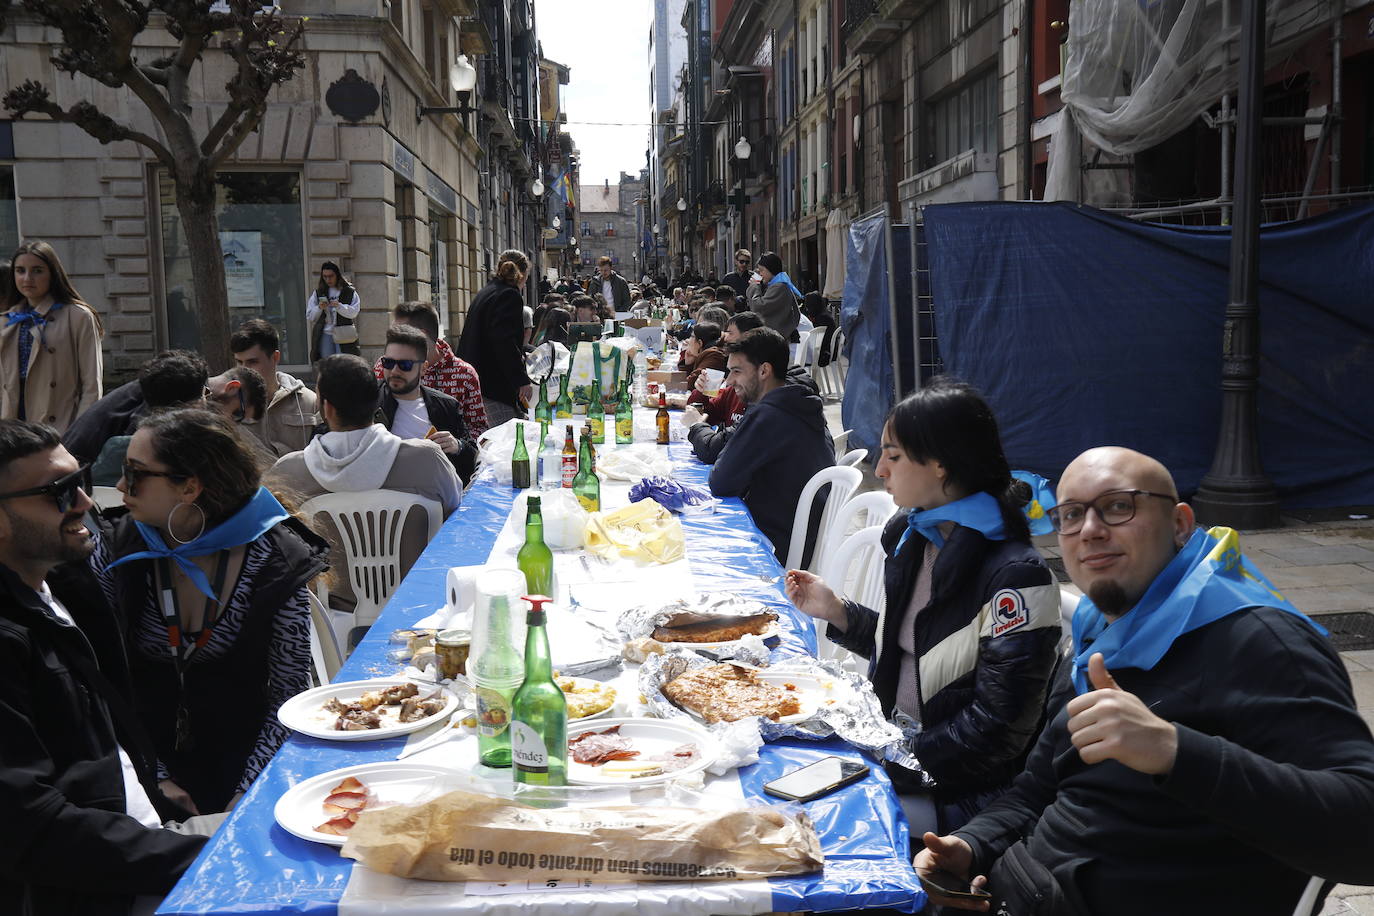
158, 439, 925, 915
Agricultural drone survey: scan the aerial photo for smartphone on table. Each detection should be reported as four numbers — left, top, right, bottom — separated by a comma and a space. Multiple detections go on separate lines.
762, 756, 870, 802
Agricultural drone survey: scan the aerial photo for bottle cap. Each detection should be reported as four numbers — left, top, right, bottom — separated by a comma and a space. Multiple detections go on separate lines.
523, 594, 551, 612
527, 496, 541, 509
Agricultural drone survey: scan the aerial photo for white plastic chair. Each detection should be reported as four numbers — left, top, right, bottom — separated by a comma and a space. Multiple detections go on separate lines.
832, 428, 853, 457
824, 326, 847, 395
838, 447, 868, 468
816, 525, 887, 669
299, 490, 443, 631
1291, 876, 1326, 916
803, 329, 830, 398
784, 465, 862, 573
307, 588, 345, 685
818, 490, 897, 563
91, 485, 124, 508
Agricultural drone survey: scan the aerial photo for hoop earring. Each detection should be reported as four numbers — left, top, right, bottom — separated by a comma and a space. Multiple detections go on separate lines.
167, 502, 207, 545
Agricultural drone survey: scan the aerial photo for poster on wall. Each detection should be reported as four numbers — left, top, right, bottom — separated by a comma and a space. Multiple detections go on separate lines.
221, 230, 265, 309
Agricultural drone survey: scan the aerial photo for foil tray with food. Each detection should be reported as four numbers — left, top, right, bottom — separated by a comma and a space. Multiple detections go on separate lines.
638, 650, 933, 788
617, 592, 784, 650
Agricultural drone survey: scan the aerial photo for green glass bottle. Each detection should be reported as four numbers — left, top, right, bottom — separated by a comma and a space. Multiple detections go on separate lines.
511, 423, 531, 489
572, 429, 601, 512
554, 373, 573, 419
585, 391, 605, 442
534, 379, 552, 424
517, 496, 555, 596
474, 594, 524, 768
615, 376, 634, 444
511, 595, 567, 788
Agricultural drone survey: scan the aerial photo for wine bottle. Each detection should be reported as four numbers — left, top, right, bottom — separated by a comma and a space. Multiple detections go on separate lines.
474, 594, 524, 768
655, 391, 670, 445
615, 376, 633, 444
573, 428, 601, 512
517, 496, 555, 596
511, 423, 531, 489
533, 379, 552, 424
511, 595, 567, 788
554, 373, 573, 419
560, 425, 577, 488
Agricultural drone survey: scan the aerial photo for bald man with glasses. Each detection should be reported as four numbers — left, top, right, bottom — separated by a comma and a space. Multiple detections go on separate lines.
914, 446, 1374, 916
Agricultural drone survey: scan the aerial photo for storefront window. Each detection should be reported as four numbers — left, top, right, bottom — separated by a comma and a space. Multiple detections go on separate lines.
430, 214, 450, 336
158, 171, 307, 366
0, 166, 18, 255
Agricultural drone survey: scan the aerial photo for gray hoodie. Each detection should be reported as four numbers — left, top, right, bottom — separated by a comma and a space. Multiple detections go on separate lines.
246, 371, 319, 458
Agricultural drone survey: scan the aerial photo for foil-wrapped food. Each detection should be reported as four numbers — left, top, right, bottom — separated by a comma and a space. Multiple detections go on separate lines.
617, 592, 782, 646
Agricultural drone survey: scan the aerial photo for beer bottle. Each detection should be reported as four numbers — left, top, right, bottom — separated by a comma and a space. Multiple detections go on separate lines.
511, 423, 531, 489
517, 496, 554, 596
554, 373, 573, 419
511, 595, 567, 788
560, 425, 577, 488
573, 428, 601, 512
473, 594, 524, 768
655, 391, 670, 445
615, 376, 634, 444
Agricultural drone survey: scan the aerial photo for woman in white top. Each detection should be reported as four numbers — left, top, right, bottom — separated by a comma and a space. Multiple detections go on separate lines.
306, 261, 361, 361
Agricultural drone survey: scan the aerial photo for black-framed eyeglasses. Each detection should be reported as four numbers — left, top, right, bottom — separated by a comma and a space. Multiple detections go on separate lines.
380, 357, 419, 372
121, 462, 189, 499
1046, 489, 1177, 535
0, 465, 91, 514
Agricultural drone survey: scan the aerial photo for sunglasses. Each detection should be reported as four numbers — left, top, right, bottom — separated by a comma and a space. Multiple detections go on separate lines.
121, 462, 189, 499
0, 465, 91, 514
380, 357, 420, 372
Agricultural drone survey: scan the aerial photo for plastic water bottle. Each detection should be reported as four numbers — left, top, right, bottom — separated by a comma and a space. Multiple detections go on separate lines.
633, 348, 648, 403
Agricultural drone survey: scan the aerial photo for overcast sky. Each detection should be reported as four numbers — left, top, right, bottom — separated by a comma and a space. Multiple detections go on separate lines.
536, 0, 652, 185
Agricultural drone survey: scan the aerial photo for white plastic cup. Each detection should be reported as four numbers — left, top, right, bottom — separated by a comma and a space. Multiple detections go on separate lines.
700, 368, 725, 397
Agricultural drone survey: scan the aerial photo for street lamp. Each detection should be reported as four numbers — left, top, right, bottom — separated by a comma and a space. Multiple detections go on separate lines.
417, 54, 478, 122
677, 197, 687, 211
531, 177, 544, 196
552, 214, 561, 229
734, 136, 751, 160
569, 236, 577, 246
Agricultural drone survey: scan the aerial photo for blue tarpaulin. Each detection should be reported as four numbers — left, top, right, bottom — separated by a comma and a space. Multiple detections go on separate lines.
840, 214, 897, 455
923, 201, 1374, 507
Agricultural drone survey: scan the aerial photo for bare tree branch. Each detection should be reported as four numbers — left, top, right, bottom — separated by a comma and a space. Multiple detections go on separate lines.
3, 79, 175, 168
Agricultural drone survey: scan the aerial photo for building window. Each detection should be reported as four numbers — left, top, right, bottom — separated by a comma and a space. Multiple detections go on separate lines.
581, 220, 590, 236
604, 220, 615, 237
158, 170, 307, 365
927, 69, 997, 168
0, 165, 17, 254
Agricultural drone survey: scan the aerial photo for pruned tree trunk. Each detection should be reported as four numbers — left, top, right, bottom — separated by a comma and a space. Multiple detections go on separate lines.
175, 171, 231, 371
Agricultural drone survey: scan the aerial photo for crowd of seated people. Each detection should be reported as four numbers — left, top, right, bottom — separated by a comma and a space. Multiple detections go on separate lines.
2, 239, 1373, 916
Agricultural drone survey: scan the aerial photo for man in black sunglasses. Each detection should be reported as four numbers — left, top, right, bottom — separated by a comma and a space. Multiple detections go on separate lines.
719, 247, 752, 303
915, 447, 1374, 916
0, 420, 206, 913
375, 324, 477, 485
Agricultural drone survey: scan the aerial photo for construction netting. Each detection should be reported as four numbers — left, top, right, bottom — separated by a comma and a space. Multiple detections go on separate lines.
1045, 0, 1342, 204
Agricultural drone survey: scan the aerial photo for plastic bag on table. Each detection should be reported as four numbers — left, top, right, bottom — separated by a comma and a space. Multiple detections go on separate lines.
509, 489, 590, 549
584, 501, 685, 564
477, 418, 546, 483
599, 444, 674, 482
630, 474, 719, 515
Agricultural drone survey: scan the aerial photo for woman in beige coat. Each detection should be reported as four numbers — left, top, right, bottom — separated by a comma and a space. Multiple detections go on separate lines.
1, 240, 104, 433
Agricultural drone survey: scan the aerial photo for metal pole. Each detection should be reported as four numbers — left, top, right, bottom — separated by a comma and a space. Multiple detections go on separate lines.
1331, 0, 1344, 196
1192, 0, 1281, 529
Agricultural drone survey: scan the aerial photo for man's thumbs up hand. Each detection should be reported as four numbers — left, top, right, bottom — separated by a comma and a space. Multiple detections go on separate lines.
1066, 653, 1179, 775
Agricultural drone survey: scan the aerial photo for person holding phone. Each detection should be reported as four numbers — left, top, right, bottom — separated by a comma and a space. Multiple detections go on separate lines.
306, 261, 361, 361
786, 379, 1061, 837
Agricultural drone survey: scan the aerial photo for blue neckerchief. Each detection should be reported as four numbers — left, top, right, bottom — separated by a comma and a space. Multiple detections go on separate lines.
769, 271, 804, 300
1012, 469, 1057, 536
1071, 526, 1323, 694
106, 487, 290, 601
5, 302, 63, 331
895, 490, 1007, 554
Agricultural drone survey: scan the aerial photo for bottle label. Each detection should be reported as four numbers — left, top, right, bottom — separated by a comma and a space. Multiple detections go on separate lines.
616, 417, 634, 441
575, 491, 598, 512
511, 721, 549, 773
561, 455, 577, 487
476, 686, 512, 738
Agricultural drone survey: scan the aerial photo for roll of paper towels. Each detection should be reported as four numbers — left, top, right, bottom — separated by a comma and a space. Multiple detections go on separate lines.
446, 566, 480, 620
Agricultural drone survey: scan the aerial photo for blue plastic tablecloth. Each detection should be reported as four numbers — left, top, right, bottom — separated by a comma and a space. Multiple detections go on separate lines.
157, 444, 924, 915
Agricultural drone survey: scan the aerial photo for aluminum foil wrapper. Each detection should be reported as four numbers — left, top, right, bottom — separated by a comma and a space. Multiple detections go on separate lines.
616, 592, 780, 641
638, 651, 933, 790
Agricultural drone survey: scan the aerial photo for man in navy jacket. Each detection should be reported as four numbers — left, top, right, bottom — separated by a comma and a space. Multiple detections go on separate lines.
706, 328, 833, 560
916, 447, 1374, 916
